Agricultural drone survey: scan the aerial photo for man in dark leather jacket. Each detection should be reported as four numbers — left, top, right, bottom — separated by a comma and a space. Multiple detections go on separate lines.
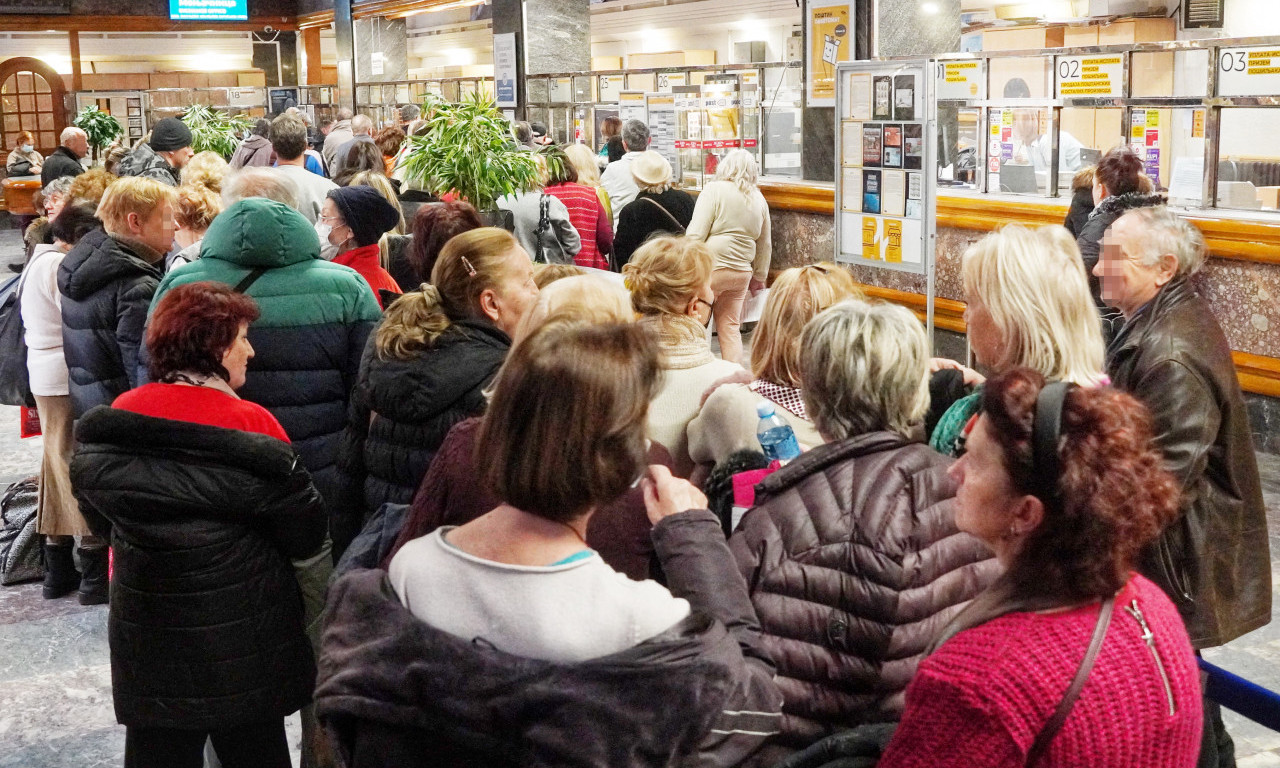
1098, 206, 1271, 768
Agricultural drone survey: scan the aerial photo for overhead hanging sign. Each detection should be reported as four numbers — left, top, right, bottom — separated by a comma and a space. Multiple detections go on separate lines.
1217, 47, 1280, 97
170, 0, 247, 21
936, 60, 986, 100
598, 74, 625, 103
494, 33, 517, 108
657, 72, 687, 92
549, 76, 573, 103
1055, 54, 1124, 98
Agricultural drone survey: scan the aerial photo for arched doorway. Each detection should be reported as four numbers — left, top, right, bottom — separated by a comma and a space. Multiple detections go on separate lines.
0, 57, 69, 159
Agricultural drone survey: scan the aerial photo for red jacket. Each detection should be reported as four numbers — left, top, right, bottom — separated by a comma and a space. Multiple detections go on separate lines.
880, 574, 1202, 768
335, 244, 401, 309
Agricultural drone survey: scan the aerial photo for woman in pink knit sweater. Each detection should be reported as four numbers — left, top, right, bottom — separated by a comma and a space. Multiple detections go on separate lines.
879, 368, 1203, 768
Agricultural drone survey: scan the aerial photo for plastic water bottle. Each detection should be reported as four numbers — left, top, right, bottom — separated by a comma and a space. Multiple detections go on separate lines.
757, 402, 801, 463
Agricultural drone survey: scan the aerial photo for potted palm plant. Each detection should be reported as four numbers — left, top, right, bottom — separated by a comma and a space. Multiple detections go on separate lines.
400, 93, 540, 226
180, 104, 254, 159
73, 105, 124, 167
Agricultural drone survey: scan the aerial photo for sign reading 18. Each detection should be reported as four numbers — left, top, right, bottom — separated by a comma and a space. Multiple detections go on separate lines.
1058, 59, 1082, 79
1221, 51, 1248, 72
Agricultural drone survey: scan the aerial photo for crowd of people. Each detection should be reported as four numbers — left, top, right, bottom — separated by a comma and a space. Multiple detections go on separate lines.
3, 109, 1270, 768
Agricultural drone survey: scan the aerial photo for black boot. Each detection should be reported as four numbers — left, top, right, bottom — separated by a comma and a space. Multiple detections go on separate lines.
42, 539, 79, 599
77, 546, 109, 605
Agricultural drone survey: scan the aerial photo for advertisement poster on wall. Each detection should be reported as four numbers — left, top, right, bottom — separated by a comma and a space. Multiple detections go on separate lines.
807, 0, 853, 107
494, 33, 518, 108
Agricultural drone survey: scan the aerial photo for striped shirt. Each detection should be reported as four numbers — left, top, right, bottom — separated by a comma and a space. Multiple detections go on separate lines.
546, 182, 612, 270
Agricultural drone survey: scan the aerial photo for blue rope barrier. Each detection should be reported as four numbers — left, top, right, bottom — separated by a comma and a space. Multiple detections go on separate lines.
1198, 658, 1280, 732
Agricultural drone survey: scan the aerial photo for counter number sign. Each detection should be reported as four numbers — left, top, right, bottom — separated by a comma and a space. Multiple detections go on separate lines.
1217, 47, 1280, 97
1055, 55, 1124, 98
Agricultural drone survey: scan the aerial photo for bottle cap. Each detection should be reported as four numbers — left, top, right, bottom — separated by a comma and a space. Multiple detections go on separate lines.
756, 401, 776, 418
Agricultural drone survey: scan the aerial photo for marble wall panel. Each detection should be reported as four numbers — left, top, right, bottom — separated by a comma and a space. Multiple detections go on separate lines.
524, 0, 590, 76
355, 17, 408, 83
877, 0, 961, 58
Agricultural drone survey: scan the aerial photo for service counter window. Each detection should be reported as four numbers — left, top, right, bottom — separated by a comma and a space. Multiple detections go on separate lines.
986, 107, 1054, 196
761, 64, 803, 179
1216, 108, 1280, 211
937, 105, 981, 191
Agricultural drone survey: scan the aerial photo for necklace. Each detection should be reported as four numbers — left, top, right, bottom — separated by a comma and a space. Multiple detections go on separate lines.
554, 518, 589, 547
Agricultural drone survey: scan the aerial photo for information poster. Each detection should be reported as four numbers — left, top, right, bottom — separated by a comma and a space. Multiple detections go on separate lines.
619, 91, 647, 125
937, 60, 986, 100
646, 93, 679, 172
807, 0, 854, 107
1129, 109, 1161, 188
494, 33, 517, 108
835, 62, 931, 273
1055, 54, 1125, 98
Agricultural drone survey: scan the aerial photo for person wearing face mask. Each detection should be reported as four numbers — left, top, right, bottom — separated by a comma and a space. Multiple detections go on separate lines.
320, 186, 402, 308
7, 130, 44, 177
59, 176, 176, 421
332, 227, 539, 560
622, 236, 743, 477
117, 116, 195, 187
70, 281, 327, 768
146, 197, 382, 569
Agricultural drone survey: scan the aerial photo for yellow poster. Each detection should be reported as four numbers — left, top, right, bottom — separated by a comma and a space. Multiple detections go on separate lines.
1192, 109, 1205, 138
862, 217, 879, 258
885, 220, 902, 263
808, 2, 852, 105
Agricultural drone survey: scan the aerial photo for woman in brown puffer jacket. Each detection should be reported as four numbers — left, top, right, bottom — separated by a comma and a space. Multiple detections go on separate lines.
729, 299, 1000, 755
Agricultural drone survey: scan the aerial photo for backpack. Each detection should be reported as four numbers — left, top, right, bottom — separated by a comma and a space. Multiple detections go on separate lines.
0, 270, 34, 408
0, 476, 42, 585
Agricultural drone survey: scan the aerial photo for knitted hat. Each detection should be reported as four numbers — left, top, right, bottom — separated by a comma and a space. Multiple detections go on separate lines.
328, 186, 400, 247
150, 117, 193, 152
630, 150, 672, 188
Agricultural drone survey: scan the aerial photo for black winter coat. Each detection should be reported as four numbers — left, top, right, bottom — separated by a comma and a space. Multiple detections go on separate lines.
1108, 277, 1271, 648
58, 229, 160, 418
70, 406, 327, 729
336, 319, 510, 551
316, 510, 783, 768
729, 432, 999, 748
1063, 185, 1094, 238
41, 145, 84, 186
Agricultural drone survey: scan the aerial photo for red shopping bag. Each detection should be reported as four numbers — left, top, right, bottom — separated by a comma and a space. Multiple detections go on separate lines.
19, 405, 40, 438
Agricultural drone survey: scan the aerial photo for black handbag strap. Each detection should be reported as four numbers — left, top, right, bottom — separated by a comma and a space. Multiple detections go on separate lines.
233, 267, 268, 294
638, 196, 686, 234
1025, 595, 1116, 766
533, 194, 551, 264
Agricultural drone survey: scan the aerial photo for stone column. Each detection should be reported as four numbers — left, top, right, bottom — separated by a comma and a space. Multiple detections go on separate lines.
492, 0, 590, 117
355, 17, 409, 83
801, 0, 960, 181
334, 0, 357, 112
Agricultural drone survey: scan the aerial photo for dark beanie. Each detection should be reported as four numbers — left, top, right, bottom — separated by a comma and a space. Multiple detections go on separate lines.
329, 185, 400, 247
150, 117, 193, 152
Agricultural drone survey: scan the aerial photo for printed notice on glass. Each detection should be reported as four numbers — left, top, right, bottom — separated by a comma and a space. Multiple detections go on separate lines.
842, 168, 862, 212
882, 170, 906, 217
619, 91, 647, 124
1217, 47, 1280, 97
842, 215, 923, 266
494, 33, 518, 108
1055, 54, 1124, 98
847, 73, 872, 120
646, 93, 678, 171
937, 60, 986, 100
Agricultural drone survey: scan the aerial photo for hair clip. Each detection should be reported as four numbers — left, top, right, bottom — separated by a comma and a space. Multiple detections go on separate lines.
461, 256, 477, 277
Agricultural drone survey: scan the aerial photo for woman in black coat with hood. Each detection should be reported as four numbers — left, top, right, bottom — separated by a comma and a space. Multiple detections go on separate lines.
71, 282, 326, 768
334, 227, 538, 560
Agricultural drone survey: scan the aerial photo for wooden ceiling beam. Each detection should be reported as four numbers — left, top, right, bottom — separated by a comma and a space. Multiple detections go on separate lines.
0, 15, 298, 33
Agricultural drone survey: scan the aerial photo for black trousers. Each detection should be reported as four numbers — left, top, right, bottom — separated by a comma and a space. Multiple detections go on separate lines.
124, 720, 291, 768
1197, 697, 1236, 768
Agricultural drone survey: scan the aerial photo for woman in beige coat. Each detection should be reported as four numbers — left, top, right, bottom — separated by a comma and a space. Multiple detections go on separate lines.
687, 149, 772, 364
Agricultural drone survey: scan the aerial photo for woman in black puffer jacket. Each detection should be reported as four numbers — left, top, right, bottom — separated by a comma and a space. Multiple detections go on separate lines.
334, 228, 538, 560
70, 282, 327, 768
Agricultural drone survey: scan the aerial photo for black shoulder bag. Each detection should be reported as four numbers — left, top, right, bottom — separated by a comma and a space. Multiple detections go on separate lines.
532, 194, 551, 264
0, 266, 36, 408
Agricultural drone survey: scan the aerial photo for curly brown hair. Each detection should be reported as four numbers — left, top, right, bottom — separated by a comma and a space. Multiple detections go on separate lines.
67, 168, 117, 207
982, 368, 1180, 602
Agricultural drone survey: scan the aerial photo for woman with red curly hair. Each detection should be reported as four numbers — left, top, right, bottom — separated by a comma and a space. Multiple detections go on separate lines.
70, 281, 327, 768
878, 368, 1202, 768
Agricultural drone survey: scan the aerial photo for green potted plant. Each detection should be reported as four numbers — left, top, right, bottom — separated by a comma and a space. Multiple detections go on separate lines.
180, 104, 254, 160
400, 92, 540, 226
73, 105, 124, 167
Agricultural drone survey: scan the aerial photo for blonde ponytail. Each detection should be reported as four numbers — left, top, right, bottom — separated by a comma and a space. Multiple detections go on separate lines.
376, 284, 452, 359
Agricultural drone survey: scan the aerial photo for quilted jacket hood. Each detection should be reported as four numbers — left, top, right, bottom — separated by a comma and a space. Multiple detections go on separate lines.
201, 197, 320, 269
57, 228, 158, 301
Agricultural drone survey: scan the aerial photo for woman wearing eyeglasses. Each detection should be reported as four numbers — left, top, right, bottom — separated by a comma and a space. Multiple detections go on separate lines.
333, 228, 538, 560
623, 236, 743, 478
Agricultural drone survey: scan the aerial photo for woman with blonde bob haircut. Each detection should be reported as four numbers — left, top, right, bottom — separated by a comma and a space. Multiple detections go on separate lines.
624, 235, 742, 476
730, 299, 996, 747
181, 150, 230, 195
334, 227, 538, 558
688, 263, 861, 468
929, 224, 1107, 457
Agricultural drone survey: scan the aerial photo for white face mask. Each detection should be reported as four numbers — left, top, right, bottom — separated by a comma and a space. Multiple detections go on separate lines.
20, 144, 33, 153
314, 221, 338, 260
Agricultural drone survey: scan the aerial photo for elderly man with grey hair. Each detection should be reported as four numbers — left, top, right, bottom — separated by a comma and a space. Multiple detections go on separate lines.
1098, 206, 1270, 768
42, 126, 87, 186
322, 106, 356, 173
600, 118, 651, 227
222, 166, 301, 213
728, 299, 998, 752
328, 114, 375, 182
